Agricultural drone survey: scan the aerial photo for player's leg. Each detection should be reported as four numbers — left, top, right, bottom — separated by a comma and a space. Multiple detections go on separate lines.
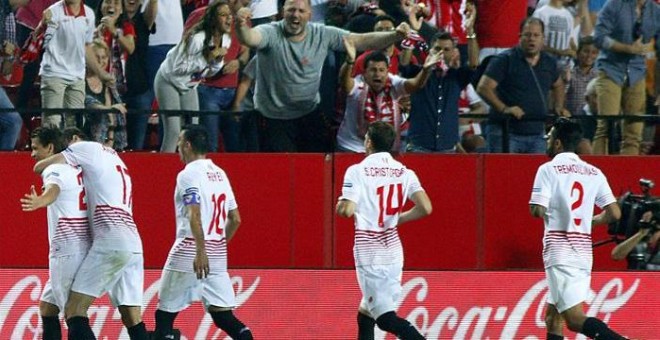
562, 304, 626, 340
110, 253, 148, 339
64, 291, 97, 339
375, 311, 425, 340
544, 303, 564, 340
205, 272, 253, 340
39, 299, 61, 340
153, 269, 195, 339
357, 308, 376, 340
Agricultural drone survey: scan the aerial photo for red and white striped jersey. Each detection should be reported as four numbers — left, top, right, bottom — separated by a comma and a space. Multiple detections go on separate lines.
165, 159, 237, 273
62, 141, 142, 253
42, 164, 91, 256
529, 152, 616, 270
340, 152, 424, 266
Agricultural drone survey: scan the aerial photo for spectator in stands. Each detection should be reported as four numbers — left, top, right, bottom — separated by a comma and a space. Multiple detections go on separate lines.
565, 36, 598, 116
592, 0, 660, 155
185, 1, 249, 152
351, 15, 415, 77
336, 42, 441, 153
402, 3, 479, 153
229, 55, 259, 151
477, 17, 569, 154
533, 0, 577, 73
0, 0, 24, 150
235, 0, 412, 152
123, 0, 156, 150
84, 39, 128, 150
15, 0, 57, 111
578, 78, 598, 142
95, 0, 136, 85
40, 0, 114, 128
155, 0, 232, 152
474, 0, 527, 62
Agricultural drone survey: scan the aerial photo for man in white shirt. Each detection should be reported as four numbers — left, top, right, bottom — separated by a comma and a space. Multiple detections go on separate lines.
152, 125, 252, 340
21, 127, 91, 340
529, 118, 627, 340
34, 127, 147, 339
336, 121, 432, 340
40, 0, 113, 128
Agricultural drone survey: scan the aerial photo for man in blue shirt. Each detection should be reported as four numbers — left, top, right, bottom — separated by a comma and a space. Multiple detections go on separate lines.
477, 17, 569, 154
592, 0, 660, 155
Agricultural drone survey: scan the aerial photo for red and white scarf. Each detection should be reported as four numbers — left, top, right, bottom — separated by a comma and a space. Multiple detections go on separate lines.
358, 77, 401, 149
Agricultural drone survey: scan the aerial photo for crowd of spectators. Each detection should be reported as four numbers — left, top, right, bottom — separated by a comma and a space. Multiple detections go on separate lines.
0, 0, 657, 155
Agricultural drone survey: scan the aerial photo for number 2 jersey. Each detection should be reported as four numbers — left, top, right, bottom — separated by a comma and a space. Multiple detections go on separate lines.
340, 152, 424, 266
529, 152, 616, 270
62, 141, 142, 253
42, 164, 91, 257
166, 159, 238, 273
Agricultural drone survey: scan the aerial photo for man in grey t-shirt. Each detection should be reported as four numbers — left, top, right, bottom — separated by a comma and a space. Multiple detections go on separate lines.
236, 0, 410, 152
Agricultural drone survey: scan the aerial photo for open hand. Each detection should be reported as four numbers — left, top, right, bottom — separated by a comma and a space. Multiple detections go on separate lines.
20, 186, 42, 211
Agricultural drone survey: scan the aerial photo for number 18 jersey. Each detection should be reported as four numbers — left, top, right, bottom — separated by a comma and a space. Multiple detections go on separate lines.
529, 152, 616, 270
166, 159, 237, 273
340, 152, 424, 266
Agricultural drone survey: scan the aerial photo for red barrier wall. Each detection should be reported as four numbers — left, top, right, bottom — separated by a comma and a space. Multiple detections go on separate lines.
1, 152, 657, 270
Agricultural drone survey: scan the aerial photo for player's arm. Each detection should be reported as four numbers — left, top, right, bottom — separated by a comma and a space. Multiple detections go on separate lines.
188, 204, 209, 279
336, 199, 356, 218
34, 154, 66, 175
592, 202, 621, 226
224, 208, 241, 242
529, 204, 547, 218
398, 190, 432, 225
20, 184, 60, 211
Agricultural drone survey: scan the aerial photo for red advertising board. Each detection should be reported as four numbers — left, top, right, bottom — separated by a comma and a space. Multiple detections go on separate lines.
0, 269, 657, 339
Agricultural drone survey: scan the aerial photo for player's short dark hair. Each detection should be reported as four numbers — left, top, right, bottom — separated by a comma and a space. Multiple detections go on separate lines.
364, 50, 389, 68
31, 127, 64, 153
519, 16, 545, 34
373, 15, 395, 28
182, 124, 209, 154
430, 30, 456, 45
62, 127, 87, 145
551, 118, 583, 152
367, 121, 395, 152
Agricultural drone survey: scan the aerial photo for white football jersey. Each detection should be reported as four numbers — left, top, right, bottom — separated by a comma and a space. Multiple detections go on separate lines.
62, 141, 142, 252
165, 159, 238, 273
42, 164, 91, 256
530, 152, 616, 270
340, 152, 424, 266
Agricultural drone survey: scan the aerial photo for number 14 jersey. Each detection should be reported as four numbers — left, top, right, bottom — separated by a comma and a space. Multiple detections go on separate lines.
167, 159, 237, 273
340, 152, 424, 266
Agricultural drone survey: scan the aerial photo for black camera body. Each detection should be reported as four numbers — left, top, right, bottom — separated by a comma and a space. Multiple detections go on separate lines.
608, 178, 660, 238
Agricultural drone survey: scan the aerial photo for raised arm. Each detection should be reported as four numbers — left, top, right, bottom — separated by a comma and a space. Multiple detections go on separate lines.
143, 0, 158, 30
346, 22, 410, 52
235, 7, 262, 48
403, 48, 441, 93
340, 36, 356, 94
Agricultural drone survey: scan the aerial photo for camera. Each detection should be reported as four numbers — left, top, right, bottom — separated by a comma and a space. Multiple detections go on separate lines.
608, 178, 660, 238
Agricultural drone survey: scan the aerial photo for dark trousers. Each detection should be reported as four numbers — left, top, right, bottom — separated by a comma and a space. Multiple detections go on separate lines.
258, 109, 333, 152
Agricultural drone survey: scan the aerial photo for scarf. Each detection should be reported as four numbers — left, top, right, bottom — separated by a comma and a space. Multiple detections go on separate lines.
358, 77, 401, 149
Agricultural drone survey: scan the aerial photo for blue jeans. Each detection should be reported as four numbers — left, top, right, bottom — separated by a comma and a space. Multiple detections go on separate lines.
198, 86, 239, 152
486, 123, 545, 154
0, 88, 22, 150
125, 91, 153, 150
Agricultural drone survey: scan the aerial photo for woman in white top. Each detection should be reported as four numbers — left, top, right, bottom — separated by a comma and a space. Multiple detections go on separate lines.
155, 0, 231, 152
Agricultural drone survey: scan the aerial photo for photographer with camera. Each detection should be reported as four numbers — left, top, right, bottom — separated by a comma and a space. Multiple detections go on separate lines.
611, 210, 660, 270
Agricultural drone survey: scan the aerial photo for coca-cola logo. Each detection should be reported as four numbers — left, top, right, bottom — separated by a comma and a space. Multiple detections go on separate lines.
0, 270, 655, 339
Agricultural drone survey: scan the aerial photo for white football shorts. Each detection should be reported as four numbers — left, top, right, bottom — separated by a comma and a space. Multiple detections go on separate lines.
545, 265, 591, 313
70, 247, 144, 307
41, 252, 88, 311
157, 269, 237, 313
356, 263, 403, 319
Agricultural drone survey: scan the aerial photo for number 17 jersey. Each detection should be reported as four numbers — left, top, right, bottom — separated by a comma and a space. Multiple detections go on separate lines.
340, 152, 424, 266
166, 159, 238, 273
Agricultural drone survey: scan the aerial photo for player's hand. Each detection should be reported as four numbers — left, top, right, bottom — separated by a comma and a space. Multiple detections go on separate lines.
20, 185, 43, 211
194, 250, 209, 279
504, 106, 525, 119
